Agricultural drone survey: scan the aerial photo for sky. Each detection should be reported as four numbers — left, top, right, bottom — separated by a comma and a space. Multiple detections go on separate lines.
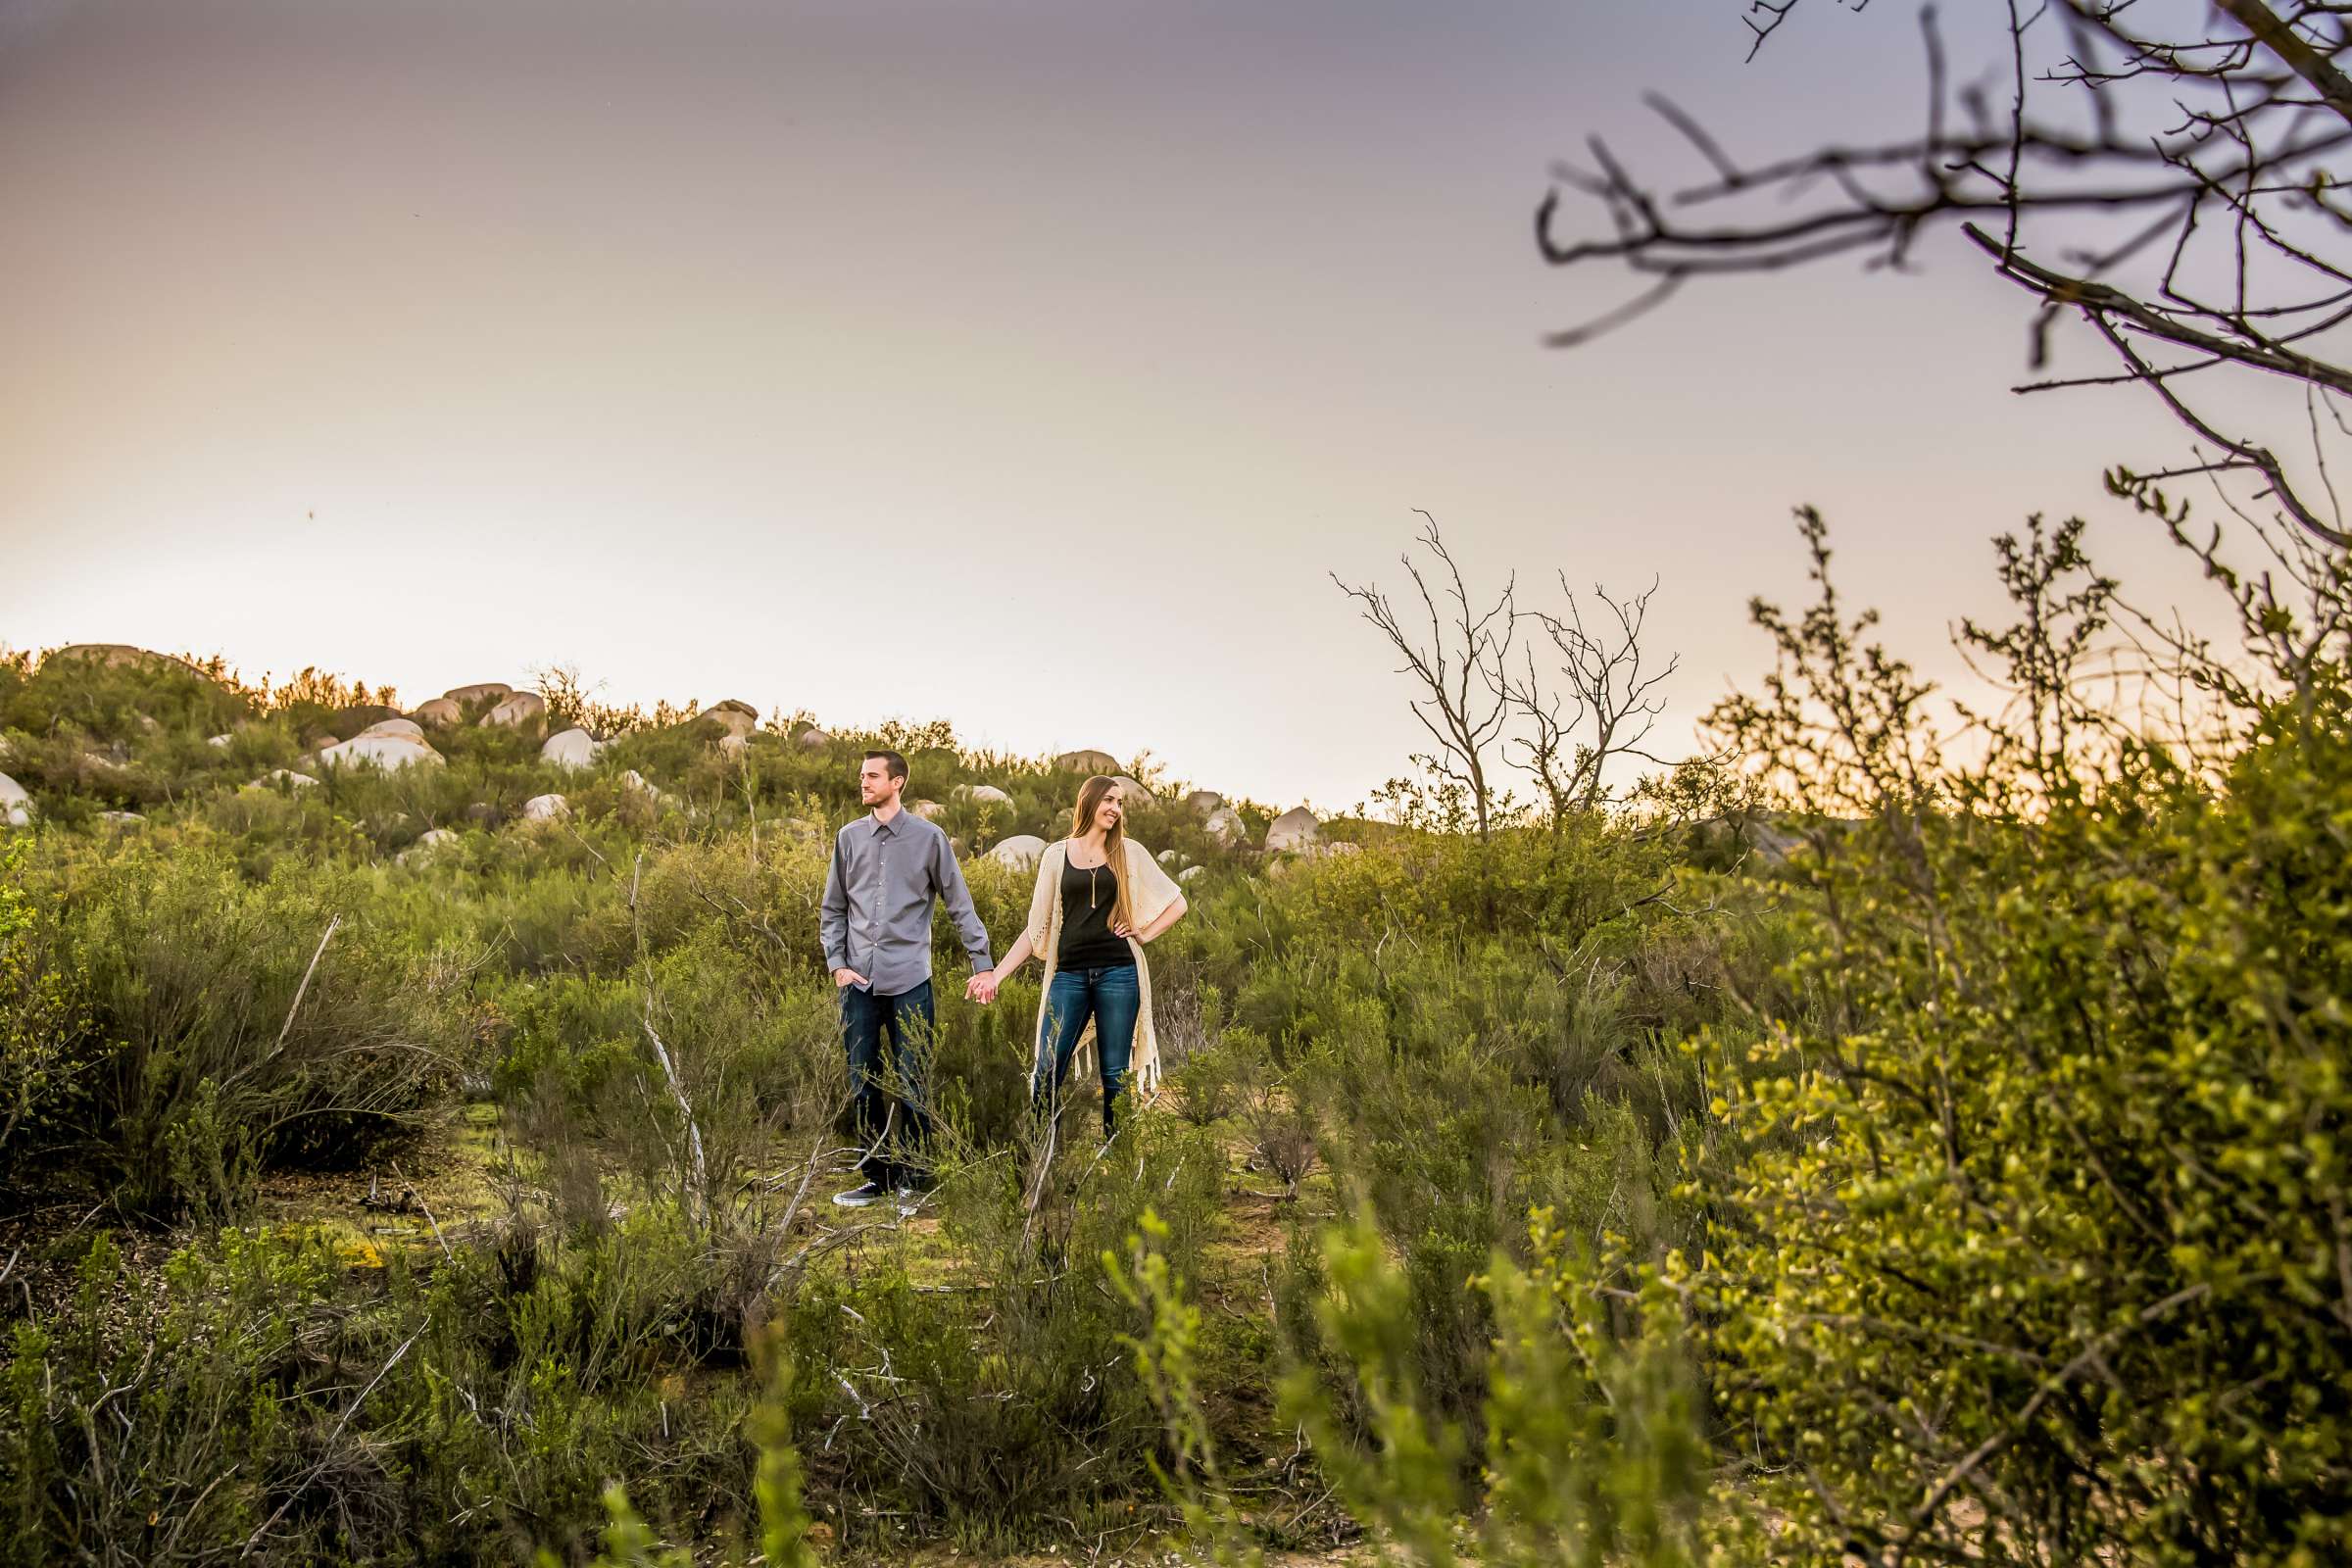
0, 0, 2235, 810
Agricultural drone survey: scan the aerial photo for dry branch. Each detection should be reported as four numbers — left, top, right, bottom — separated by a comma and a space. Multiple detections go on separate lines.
1539, 0, 2352, 547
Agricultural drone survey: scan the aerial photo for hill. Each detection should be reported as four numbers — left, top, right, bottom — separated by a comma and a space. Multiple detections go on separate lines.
0, 563, 2345, 1568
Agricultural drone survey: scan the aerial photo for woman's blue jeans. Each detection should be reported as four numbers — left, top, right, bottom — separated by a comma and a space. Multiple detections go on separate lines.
1035, 963, 1140, 1140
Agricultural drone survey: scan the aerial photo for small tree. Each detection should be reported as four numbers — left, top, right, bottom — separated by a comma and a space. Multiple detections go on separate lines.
1501, 576, 1678, 819
1333, 514, 1518, 840
1338, 518, 1683, 833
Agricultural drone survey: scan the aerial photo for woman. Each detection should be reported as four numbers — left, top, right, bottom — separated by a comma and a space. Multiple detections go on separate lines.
970, 775, 1188, 1141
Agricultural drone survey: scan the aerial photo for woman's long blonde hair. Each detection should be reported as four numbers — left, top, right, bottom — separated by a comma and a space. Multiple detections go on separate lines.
1070, 774, 1135, 933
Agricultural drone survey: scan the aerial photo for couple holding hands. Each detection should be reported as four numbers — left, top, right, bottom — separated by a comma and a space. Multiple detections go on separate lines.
817, 751, 1189, 1209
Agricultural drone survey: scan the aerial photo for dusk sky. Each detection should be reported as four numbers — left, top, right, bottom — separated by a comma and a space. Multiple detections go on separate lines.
1, 0, 2225, 810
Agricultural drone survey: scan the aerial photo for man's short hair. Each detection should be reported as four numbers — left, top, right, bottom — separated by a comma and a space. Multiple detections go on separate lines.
864, 749, 908, 783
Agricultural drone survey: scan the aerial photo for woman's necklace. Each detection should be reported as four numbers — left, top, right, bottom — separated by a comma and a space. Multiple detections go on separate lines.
1075, 839, 1104, 908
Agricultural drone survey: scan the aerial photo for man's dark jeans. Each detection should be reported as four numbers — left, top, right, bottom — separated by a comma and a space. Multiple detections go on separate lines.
1034, 963, 1140, 1141
841, 979, 936, 1189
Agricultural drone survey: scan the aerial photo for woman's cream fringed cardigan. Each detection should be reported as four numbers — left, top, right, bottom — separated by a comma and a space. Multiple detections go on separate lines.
1021, 838, 1185, 1099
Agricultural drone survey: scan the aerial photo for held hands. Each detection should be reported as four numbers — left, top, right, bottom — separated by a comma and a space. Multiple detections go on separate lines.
965, 969, 1001, 1004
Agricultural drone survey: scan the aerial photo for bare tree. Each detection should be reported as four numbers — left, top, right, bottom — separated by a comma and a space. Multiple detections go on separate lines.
1499, 576, 1680, 818
1339, 520, 1688, 831
1539, 0, 2352, 549
1332, 513, 1516, 839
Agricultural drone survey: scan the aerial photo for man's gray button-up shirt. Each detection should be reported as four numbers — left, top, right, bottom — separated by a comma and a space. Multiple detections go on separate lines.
818, 809, 993, 997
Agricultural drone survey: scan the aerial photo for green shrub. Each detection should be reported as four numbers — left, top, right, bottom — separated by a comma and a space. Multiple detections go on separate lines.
1114, 1205, 1716, 1567
1272, 949, 1698, 1443
780, 1110, 1226, 1545
0, 1217, 785, 1565
1682, 513, 2352, 1565
0, 647, 254, 746
0, 839, 86, 1173
2, 1228, 340, 1565
1168, 1027, 1244, 1137
8, 841, 453, 1216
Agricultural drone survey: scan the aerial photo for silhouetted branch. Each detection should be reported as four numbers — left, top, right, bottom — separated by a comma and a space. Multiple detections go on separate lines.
1540, 0, 2352, 548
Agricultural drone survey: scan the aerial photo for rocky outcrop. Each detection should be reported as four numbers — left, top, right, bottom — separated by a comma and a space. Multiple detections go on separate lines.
988, 834, 1048, 870
482, 693, 547, 729
1183, 790, 1223, 816
410, 698, 463, 728
909, 800, 946, 821
522, 793, 570, 822
443, 682, 514, 708
796, 727, 832, 751
333, 704, 404, 738
1740, 817, 1806, 866
956, 783, 1013, 807
1202, 806, 1247, 847
1177, 864, 1206, 884
29, 649, 241, 738
247, 768, 319, 790
695, 700, 758, 740
1691, 811, 1809, 868
0, 771, 28, 828
620, 769, 660, 799
318, 733, 444, 771
541, 728, 603, 770
1265, 807, 1320, 854
1112, 774, 1149, 804
355, 717, 425, 743
397, 828, 460, 865
716, 733, 750, 759
1054, 749, 1119, 774
46, 644, 198, 673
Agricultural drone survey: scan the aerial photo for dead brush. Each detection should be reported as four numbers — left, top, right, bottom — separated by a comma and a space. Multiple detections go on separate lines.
1245, 1075, 1317, 1199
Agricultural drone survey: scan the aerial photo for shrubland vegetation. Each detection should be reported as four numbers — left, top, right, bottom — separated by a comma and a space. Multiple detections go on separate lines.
2, 468, 2342, 1567
10, 1, 2352, 1560
10, 2, 2348, 1559
8, 9, 2350, 1546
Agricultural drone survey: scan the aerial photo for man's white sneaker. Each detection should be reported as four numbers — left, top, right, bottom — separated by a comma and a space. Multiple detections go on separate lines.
832, 1180, 890, 1208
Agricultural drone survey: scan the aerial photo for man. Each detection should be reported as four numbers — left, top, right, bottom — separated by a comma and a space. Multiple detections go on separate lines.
819, 749, 993, 1209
